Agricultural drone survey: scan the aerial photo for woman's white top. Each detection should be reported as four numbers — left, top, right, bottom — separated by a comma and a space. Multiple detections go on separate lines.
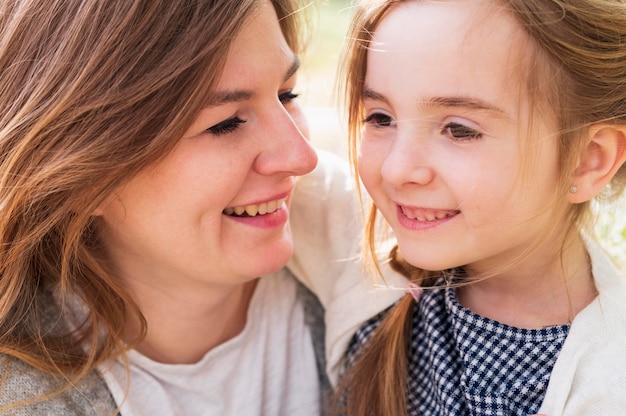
99, 270, 319, 416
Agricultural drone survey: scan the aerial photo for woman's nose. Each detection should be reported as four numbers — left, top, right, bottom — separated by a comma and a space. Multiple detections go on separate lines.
254, 106, 318, 177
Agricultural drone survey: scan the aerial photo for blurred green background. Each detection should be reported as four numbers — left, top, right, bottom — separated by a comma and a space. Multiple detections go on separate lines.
299, 0, 626, 269
299, 0, 352, 156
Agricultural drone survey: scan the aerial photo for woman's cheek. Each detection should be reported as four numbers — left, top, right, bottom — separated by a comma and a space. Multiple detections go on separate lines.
289, 105, 310, 140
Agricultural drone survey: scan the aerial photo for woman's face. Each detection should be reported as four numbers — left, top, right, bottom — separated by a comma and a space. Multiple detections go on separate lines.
97, 1, 317, 291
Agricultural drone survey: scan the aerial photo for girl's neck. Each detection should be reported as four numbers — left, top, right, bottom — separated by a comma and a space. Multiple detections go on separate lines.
456, 236, 597, 329
127, 278, 259, 364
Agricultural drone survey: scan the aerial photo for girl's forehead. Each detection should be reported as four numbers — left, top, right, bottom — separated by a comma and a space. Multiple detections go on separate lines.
371, 0, 528, 65
367, 0, 534, 116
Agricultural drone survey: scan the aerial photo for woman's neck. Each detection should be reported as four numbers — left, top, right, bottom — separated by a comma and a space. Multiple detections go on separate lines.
127, 278, 259, 364
456, 236, 597, 328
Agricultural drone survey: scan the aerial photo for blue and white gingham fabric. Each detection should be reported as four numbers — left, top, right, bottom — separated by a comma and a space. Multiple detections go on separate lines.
348, 274, 570, 416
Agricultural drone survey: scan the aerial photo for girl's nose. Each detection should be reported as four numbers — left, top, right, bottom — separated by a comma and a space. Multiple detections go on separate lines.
380, 135, 435, 187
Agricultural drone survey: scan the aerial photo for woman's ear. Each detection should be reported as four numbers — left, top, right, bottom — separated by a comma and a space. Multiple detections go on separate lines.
568, 124, 626, 203
91, 192, 117, 217
92, 205, 105, 216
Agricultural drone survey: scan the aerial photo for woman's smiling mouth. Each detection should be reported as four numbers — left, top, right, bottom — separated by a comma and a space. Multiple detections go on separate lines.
223, 197, 287, 217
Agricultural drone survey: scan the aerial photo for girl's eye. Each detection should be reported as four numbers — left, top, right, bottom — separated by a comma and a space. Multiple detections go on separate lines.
207, 117, 246, 136
443, 122, 482, 141
364, 112, 395, 128
279, 90, 299, 104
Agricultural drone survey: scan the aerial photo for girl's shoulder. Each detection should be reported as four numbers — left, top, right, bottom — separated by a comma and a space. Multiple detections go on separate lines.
0, 354, 118, 416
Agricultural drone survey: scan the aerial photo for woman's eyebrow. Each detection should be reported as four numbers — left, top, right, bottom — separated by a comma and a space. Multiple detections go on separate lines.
205, 90, 254, 107
284, 55, 300, 82
204, 56, 301, 108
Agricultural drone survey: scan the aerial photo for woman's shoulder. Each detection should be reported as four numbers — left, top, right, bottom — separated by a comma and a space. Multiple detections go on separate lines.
0, 354, 118, 416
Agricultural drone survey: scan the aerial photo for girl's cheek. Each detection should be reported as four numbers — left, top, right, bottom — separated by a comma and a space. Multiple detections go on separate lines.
358, 139, 386, 188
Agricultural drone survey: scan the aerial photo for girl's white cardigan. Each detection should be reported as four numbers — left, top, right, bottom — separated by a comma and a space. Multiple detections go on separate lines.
538, 237, 626, 415
290, 154, 626, 414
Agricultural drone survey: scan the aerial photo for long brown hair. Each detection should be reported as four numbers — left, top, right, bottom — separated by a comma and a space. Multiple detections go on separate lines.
0, 0, 307, 399
336, 0, 626, 414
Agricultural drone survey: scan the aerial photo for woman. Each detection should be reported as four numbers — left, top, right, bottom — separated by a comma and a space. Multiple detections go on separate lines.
0, 0, 403, 414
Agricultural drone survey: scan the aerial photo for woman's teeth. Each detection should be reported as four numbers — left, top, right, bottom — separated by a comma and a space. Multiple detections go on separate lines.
223, 198, 286, 217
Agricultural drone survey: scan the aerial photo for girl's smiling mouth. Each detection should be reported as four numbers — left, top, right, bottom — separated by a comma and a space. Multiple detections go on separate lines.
223, 197, 287, 217
399, 205, 460, 222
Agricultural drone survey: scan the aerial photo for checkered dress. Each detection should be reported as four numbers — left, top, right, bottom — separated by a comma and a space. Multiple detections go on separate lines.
348, 275, 570, 416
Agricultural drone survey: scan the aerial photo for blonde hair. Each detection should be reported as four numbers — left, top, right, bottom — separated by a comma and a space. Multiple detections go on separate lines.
336, 0, 626, 414
0, 0, 307, 401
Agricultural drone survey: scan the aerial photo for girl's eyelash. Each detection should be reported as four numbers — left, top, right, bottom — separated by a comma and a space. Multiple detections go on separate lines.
443, 122, 482, 141
362, 115, 481, 142
363, 112, 394, 127
207, 117, 246, 136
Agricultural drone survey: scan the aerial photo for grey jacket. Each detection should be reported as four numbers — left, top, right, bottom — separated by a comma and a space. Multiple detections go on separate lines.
0, 276, 327, 416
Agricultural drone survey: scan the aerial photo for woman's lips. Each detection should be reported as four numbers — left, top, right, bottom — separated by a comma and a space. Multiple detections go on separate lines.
223, 197, 287, 217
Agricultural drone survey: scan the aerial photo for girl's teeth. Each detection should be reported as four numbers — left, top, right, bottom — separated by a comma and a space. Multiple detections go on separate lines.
402, 207, 457, 221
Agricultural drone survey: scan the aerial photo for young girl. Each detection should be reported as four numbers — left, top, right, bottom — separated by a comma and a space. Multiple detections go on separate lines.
0, 0, 404, 414
336, 0, 626, 415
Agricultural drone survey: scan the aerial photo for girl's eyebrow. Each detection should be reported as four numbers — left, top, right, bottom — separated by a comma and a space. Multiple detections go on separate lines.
362, 87, 512, 120
205, 56, 300, 108
425, 96, 510, 119
362, 87, 389, 105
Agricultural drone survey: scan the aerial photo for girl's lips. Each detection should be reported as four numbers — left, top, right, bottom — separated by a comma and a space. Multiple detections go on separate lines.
396, 205, 460, 230
399, 205, 460, 221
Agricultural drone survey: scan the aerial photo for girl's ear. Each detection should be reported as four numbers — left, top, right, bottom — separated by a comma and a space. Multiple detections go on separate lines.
568, 124, 626, 203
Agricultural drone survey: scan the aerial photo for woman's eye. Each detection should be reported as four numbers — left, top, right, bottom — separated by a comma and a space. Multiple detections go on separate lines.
443, 122, 482, 141
364, 112, 395, 128
279, 90, 299, 104
207, 117, 246, 136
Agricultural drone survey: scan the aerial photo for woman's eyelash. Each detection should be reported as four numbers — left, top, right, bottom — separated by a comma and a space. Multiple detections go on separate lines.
207, 90, 299, 136
443, 122, 482, 141
205, 90, 297, 137
364, 112, 394, 127
279, 90, 299, 104
207, 117, 246, 136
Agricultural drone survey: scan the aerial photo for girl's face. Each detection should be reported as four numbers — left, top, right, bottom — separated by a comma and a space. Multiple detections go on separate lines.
358, 0, 563, 277
97, 1, 317, 290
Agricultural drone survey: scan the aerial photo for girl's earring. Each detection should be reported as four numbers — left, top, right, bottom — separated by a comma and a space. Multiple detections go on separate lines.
570, 185, 578, 193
